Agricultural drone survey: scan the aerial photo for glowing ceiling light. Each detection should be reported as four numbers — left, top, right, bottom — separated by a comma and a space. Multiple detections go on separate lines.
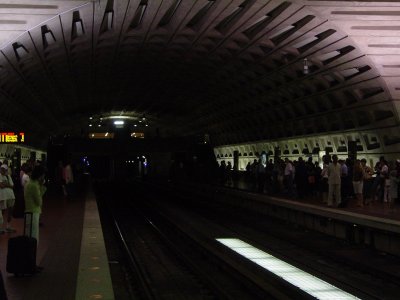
89, 124, 92, 127
105, 132, 108, 136
114, 120, 124, 125
107, 116, 134, 120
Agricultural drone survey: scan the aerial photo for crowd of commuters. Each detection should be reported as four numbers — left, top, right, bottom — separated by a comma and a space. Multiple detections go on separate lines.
0, 158, 77, 277
0, 159, 47, 238
218, 154, 400, 209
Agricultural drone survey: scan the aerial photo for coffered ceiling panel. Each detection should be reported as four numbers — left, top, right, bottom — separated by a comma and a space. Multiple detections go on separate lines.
0, 0, 399, 149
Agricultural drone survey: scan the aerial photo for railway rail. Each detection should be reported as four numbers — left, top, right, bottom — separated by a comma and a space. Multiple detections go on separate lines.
95, 180, 400, 299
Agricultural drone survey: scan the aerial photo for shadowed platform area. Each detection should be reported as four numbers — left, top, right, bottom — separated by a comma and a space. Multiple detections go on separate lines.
0, 184, 114, 300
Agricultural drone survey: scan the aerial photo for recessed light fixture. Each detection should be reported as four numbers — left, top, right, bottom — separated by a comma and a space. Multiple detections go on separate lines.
114, 120, 124, 125
89, 124, 92, 127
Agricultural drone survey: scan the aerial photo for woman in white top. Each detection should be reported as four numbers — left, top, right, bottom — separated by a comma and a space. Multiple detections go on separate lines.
21, 166, 32, 187
0, 164, 16, 233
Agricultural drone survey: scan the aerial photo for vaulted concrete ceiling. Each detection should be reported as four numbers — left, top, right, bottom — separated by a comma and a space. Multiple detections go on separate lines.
0, 0, 399, 149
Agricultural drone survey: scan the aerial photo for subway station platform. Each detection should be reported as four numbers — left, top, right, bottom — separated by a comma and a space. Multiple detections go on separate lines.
0, 185, 114, 300
209, 178, 400, 257
225, 178, 400, 221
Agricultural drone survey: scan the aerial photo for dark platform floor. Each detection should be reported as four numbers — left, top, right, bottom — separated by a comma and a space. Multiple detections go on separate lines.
0, 185, 114, 300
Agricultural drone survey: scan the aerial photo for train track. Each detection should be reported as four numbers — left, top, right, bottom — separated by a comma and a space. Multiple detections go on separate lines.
140, 180, 400, 300
96, 181, 314, 299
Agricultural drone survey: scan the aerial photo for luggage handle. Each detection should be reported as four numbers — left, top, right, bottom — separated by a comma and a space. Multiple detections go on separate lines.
23, 212, 33, 237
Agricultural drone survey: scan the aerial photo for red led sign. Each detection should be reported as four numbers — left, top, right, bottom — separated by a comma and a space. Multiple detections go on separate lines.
0, 132, 24, 143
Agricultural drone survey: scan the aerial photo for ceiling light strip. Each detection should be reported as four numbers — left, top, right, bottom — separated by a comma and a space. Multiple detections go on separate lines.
216, 238, 360, 300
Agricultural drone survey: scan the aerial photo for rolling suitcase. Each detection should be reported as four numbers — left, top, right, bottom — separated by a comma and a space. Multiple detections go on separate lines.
6, 213, 37, 276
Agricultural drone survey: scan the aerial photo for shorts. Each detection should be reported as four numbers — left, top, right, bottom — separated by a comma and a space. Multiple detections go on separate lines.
353, 181, 363, 194
0, 198, 15, 209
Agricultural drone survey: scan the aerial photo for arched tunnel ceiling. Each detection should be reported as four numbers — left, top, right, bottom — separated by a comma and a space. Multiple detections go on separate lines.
0, 0, 400, 148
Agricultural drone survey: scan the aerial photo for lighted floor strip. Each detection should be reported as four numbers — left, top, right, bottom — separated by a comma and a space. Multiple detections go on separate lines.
216, 238, 360, 300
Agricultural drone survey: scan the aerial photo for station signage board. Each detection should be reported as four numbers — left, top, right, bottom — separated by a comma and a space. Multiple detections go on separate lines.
0, 132, 24, 143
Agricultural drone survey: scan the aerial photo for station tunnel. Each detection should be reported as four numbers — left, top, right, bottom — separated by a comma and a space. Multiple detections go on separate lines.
0, 0, 399, 164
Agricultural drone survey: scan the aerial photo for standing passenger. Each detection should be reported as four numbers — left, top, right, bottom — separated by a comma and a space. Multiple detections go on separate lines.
0, 164, 16, 233
352, 160, 364, 207
24, 166, 46, 245
284, 158, 294, 197
361, 159, 373, 204
21, 166, 32, 187
63, 160, 74, 198
328, 155, 341, 207
339, 159, 349, 207
389, 169, 400, 209
321, 160, 329, 204
256, 158, 266, 193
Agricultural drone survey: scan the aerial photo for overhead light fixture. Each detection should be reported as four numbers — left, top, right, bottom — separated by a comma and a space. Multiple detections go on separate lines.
89, 117, 93, 120
105, 132, 109, 136
114, 120, 124, 125
145, 124, 148, 127
89, 124, 92, 127
107, 116, 134, 120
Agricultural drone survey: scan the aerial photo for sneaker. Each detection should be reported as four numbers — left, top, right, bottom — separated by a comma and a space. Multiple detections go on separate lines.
6, 227, 16, 233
